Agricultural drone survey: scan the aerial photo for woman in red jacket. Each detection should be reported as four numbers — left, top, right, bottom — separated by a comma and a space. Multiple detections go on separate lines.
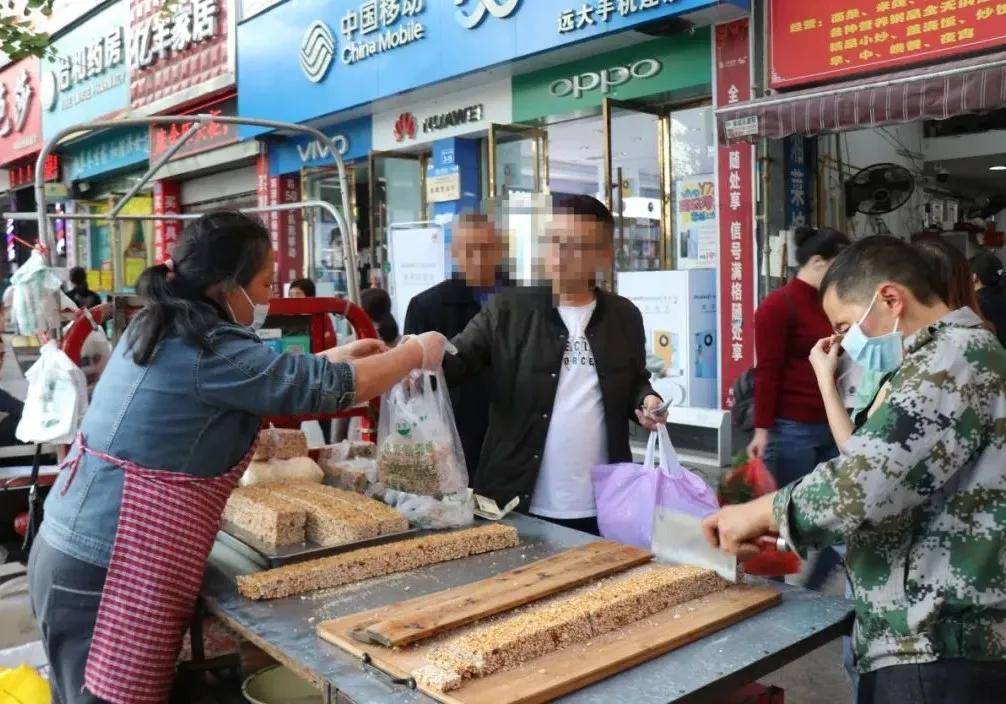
747, 226, 849, 589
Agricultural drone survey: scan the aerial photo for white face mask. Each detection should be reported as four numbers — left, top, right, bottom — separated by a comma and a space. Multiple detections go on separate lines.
228, 287, 269, 331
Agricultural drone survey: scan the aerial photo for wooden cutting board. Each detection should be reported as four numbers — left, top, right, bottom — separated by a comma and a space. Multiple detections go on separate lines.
355, 541, 652, 647
318, 583, 780, 704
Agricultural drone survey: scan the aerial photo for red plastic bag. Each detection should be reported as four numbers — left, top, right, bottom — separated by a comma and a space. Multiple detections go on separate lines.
718, 457, 801, 577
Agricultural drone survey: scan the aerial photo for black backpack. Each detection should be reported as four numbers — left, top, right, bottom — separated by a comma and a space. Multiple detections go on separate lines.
730, 290, 796, 433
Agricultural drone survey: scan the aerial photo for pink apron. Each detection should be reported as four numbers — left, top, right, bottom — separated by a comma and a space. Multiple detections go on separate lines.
60, 434, 253, 704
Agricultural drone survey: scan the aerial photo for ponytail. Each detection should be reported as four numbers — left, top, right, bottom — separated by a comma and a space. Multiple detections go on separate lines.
127, 210, 271, 365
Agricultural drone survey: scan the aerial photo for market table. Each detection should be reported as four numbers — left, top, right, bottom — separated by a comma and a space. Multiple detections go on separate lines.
203, 514, 853, 704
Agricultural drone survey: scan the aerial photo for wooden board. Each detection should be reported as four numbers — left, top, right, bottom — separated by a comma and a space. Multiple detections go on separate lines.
357, 541, 652, 647
318, 583, 780, 704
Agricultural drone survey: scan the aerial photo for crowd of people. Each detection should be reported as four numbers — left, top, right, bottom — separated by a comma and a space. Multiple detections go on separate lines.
17, 194, 1006, 703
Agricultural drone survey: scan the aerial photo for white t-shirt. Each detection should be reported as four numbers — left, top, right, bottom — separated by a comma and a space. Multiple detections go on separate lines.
530, 300, 608, 519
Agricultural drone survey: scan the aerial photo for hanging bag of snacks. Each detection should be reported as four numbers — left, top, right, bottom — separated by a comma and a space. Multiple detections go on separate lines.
377, 371, 469, 497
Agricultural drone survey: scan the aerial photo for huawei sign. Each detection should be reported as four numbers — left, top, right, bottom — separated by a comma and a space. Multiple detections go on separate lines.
393, 112, 417, 142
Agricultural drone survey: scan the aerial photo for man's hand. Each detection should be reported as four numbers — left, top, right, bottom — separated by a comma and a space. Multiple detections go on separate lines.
809, 335, 842, 383
635, 395, 667, 432
318, 338, 388, 364
701, 493, 778, 561
747, 427, 770, 460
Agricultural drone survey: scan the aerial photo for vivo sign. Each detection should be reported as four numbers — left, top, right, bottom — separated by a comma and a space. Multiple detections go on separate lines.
296, 134, 349, 162
550, 59, 662, 99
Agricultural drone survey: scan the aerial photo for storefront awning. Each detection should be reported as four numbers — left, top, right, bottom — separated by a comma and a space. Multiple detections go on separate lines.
717, 50, 1006, 143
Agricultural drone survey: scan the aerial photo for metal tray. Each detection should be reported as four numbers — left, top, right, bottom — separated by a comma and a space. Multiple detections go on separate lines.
216, 520, 418, 570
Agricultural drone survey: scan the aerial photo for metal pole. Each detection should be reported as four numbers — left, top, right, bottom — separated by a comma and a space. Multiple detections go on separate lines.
32, 115, 360, 303
109, 122, 200, 218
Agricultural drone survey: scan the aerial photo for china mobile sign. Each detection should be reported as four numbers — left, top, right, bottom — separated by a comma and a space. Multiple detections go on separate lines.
129, 0, 235, 112
716, 19, 755, 411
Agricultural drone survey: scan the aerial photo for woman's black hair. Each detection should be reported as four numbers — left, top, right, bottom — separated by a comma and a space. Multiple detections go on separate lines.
289, 278, 316, 297
69, 266, 88, 288
127, 210, 271, 365
971, 250, 1005, 289
794, 226, 850, 267
360, 287, 399, 346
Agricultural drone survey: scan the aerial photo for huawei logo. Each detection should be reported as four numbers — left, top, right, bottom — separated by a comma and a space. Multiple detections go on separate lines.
455, 0, 520, 29
393, 112, 417, 142
300, 20, 335, 83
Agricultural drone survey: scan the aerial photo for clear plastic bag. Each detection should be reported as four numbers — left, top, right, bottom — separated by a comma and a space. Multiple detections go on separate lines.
382, 489, 474, 530
15, 341, 88, 445
377, 371, 468, 497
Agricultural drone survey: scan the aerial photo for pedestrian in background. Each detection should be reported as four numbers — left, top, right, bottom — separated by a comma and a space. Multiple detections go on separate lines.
748, 226, 849, 591
405, 212, 508, 475
971, 250, 1006, 347
66, 266, 101, 310
361, 287, 399, 347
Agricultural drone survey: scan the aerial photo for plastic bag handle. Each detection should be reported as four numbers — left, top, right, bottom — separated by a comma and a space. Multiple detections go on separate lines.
643, 425, 684, 477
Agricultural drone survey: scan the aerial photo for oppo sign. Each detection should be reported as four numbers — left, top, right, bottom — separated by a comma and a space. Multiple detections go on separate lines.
549, 59, 662, 99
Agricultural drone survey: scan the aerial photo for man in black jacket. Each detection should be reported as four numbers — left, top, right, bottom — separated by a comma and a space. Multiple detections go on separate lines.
445, 195, 665, 534
404, 213, 506, 475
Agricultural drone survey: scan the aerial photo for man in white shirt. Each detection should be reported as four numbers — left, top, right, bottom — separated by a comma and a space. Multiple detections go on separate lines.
447, 194, 665, 534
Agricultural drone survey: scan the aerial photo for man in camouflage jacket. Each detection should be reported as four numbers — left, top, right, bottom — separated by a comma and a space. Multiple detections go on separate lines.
704, 237, 1006, 703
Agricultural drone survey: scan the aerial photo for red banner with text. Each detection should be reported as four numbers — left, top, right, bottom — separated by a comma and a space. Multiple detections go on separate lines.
716, 19, 755, 410
153, 180, 182, 264
771, 0, 1006, 89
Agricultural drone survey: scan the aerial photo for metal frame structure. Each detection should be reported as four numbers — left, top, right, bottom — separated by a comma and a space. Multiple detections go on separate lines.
2, 114, 361, 303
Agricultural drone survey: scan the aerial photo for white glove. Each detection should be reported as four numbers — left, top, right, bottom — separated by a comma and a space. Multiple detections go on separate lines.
404, 332, 456, 371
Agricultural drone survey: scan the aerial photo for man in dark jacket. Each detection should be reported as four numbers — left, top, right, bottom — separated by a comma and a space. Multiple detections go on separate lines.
445, 195, 665, 534
404, 213, 506, 475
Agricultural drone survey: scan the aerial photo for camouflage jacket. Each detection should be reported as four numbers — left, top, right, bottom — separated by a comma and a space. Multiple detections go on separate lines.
773, 307, 1006, 673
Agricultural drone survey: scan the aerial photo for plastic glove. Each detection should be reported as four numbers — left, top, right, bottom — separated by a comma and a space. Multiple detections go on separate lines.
402, 332, 456, 371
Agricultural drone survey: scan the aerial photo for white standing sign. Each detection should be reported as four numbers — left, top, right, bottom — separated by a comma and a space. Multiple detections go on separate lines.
388, 223, 447, 328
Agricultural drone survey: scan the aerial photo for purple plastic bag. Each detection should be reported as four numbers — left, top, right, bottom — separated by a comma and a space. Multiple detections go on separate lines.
592, 425, 719, 550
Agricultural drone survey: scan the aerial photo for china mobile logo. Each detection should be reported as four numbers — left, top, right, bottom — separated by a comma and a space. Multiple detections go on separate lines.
300, 20, 336, 83
393, 112, 417, 142
455, 0, 520, 29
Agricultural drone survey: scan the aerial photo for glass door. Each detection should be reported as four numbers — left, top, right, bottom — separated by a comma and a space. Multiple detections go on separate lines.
603, 98, 669, 272
369, 150, 429, 285
488, 123, 549, 198
303, 165, 357, 297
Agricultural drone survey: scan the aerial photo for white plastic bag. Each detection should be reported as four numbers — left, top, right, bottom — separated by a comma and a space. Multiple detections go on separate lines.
382, 489, 474, 530
9, 252, 65, 336
239, 457, 325, 487
376, 371, 468, 497
76, 312, 112, 397
15, 341, 88, 445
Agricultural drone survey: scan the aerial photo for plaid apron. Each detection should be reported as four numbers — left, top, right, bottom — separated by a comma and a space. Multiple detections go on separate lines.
60, 434, 252, 704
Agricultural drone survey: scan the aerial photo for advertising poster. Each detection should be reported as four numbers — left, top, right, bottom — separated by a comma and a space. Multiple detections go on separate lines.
388, 224, 447, 327
617, 270, 718, 409
770, 0, 1006, 88
675, 174, 718, 269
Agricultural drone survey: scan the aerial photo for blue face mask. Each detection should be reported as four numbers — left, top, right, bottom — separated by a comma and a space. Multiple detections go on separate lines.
840, 291, 903, 374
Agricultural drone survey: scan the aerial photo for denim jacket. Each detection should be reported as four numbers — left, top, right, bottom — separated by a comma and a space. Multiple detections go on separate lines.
40, 323, 356, 568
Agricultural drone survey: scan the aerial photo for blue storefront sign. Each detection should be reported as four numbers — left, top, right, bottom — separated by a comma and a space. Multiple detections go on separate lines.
41, 0, 131, 140
266, 116, 372, 176
64, 127, 149, 182
238, 0, 747, 135
783, 135, 810, 229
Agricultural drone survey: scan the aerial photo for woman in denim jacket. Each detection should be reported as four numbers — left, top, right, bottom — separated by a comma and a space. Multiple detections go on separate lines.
27, 211, 448, 704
